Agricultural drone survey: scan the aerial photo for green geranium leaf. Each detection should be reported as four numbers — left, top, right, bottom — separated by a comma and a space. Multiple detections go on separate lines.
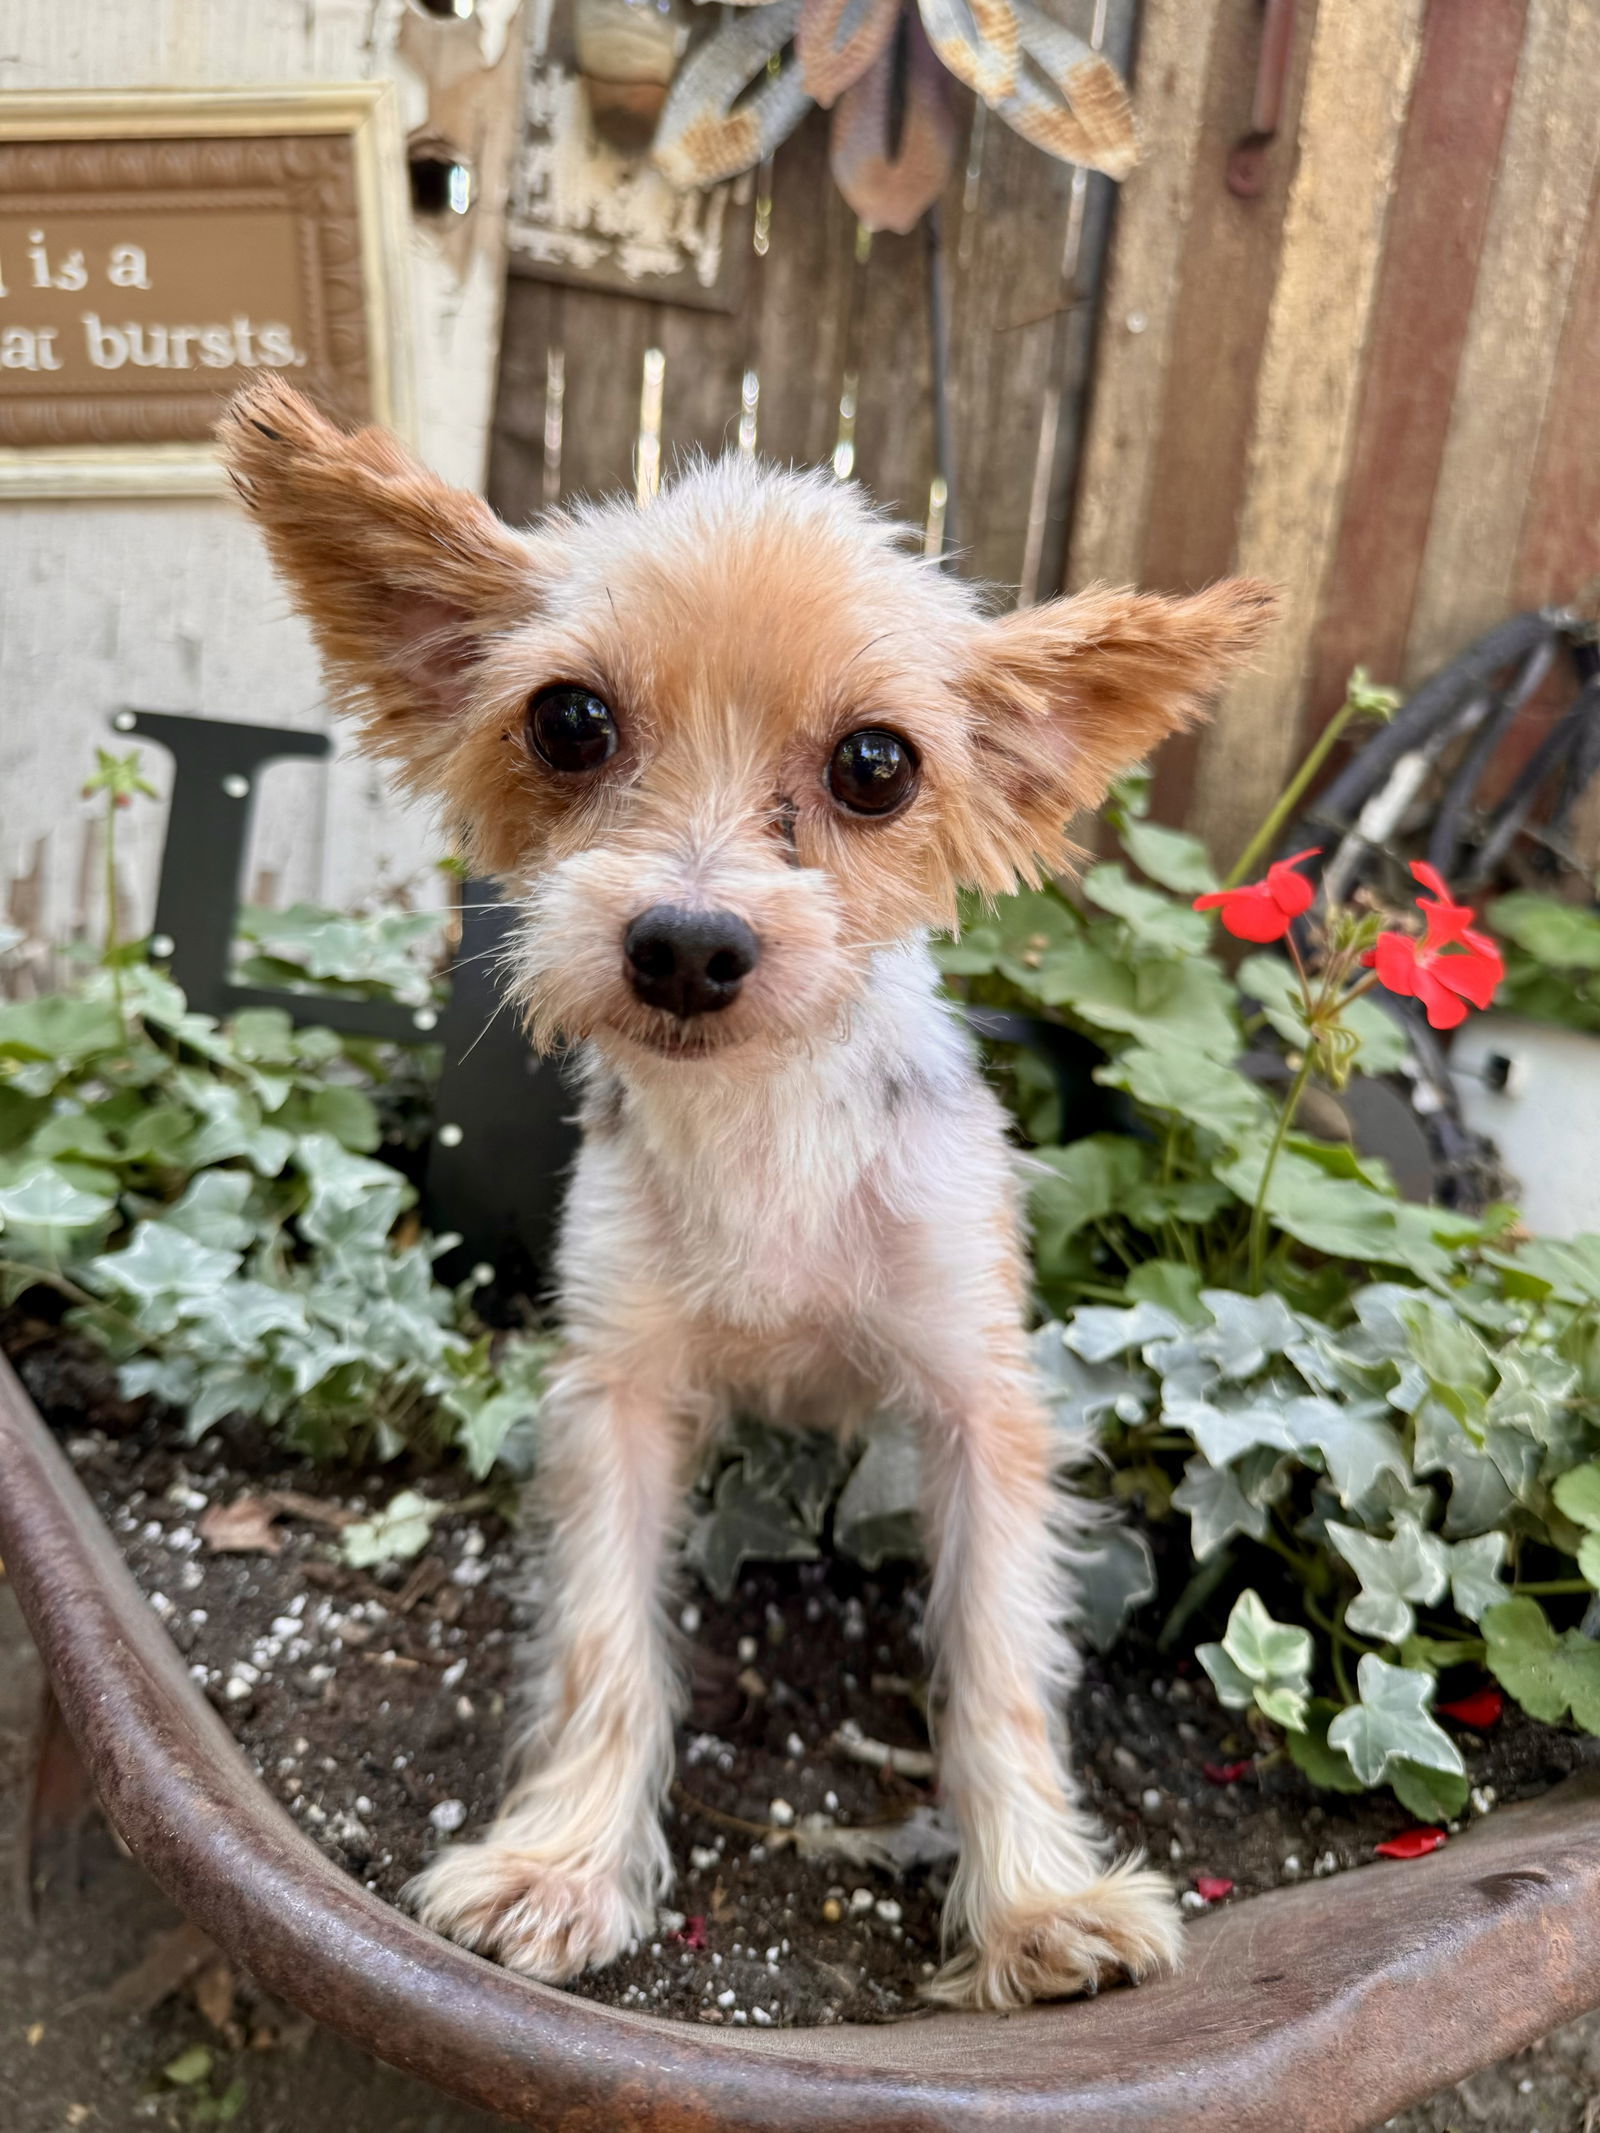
1030, 1136, 1150, 1258
1116, 816, 1218, 896
1081, 864, 1211, 957
931, 928, 1001, 976
1490, 893, 1600, 971
1124, 1259, 1206, 1322
1098, 1046, 1270, 1144
1018, 936, 1240, 1059
1553, 1463, 1600, 1532
1391, 1759, 1470, 1823
1488, 1236, 1600, 1309
1326, 1656, 1463, 1787
0, 995, 124, 1064
1484, 1597, 1600, 1733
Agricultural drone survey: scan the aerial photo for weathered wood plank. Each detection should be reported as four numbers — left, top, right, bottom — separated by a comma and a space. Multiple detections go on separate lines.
1305, 0, 1526, 728
1139, 0, 1318, 827
746, 113, 862, 471
945, 106, 1072, 586
1189, 0, 1427, 864
1137, 0, 1319, 599
1065, 0, 1224, 592
1404, 0, 1600, 681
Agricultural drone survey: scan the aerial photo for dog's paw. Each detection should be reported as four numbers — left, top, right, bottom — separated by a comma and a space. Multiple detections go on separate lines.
405, 1840, 641, 1982
925, 1858, 1183, 2011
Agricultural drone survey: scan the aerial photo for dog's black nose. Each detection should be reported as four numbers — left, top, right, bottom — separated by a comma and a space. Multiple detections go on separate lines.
624, 905, 760, 1017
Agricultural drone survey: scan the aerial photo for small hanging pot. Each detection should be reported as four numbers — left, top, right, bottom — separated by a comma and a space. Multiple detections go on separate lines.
574, 0, 693, 152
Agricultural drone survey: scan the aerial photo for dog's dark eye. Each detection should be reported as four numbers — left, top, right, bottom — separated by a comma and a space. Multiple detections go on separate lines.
827, 728, 918, 816
527, 685, 618, 773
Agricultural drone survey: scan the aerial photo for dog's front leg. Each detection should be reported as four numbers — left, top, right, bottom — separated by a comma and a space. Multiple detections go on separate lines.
918, 1381, 1181, 2009
407, 1354, 686, 1980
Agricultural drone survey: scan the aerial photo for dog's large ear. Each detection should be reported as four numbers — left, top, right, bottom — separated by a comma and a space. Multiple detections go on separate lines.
217, 378, 555, 783
952, 579, 1275, 888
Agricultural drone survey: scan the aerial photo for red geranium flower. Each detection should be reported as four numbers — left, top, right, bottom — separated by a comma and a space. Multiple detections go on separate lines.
1437, 1685, 1504, 1729
1194, 849, 1320, 943
1202, 1759, 1254, 1786
1362, 862, 1503, 1030
1375, 1827, 1447, 1860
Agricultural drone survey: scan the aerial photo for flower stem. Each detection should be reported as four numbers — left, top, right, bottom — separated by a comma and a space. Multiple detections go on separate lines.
103, 791, 126, 1032
1225, 693, 1366, 889
1247, 1048, 1315, 1295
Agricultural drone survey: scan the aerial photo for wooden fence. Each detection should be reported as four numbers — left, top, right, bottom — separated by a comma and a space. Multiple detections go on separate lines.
487, 0, 1135, 603
1069, 0, 1600, 863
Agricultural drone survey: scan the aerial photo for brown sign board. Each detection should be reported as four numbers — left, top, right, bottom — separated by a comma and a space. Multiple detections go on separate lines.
0, 88, 411, 496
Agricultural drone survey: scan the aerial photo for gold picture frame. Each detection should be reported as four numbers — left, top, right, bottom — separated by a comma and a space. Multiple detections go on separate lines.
0, 84, 414, 499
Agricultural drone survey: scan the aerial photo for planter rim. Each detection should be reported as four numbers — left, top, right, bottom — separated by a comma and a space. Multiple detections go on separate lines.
4, 1349, 1600, 2132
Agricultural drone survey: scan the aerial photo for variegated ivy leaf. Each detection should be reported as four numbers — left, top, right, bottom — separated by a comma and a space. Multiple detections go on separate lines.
1413, 1397, 1515, 1538
1486, 1346, 1580, 1447
1446, 1531, 1508, 1623
161, 1169, 259, 1251
1326, 1656, 1464, 1788
1172, 1456, 1267, 1559
1161, 1385, 1296, 1469
1351, 1284, 1429, 1360
1402, 1297, 1492, 1428
177, 1076, 294, 1177
341, 1488, 443, 1570
1198, 1588, 1312, 1732
832, 1426, 922, 1572
1327, 1513, 1449, 1644
1072, 1524, 1157, 1653
0, 1164, 116, 1236
1060, 1300, 1183, 1365
1281, 1394, 1410, 1505
1192, 1289, 1301, 1380
89, 1219, 240, 1303
296, 1132, 411, 1252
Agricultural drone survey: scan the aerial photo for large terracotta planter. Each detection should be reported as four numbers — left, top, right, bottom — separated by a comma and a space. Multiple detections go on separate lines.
4, 1349, 1600, 2132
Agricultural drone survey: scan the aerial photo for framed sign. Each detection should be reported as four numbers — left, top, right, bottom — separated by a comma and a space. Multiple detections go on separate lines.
0, 86, 413, 498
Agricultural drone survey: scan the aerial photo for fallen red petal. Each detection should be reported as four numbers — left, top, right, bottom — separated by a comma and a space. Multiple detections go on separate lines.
671, 1915, 709, 1950
1193, 1874, 1234, 1902
1202, 1760, 1253, 1785
1437, 1686, 1504, 1729
1375, 1827, 1447, 1860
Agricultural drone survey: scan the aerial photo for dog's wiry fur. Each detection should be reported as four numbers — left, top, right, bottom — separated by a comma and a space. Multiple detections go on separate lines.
219, 377, 1272, 2009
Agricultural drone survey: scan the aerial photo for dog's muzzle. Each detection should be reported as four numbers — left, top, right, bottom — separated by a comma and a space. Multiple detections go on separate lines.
624, 904, 760, 1017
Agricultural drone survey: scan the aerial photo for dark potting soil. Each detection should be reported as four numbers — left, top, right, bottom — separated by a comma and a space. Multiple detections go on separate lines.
9, 1316, 1600, 2033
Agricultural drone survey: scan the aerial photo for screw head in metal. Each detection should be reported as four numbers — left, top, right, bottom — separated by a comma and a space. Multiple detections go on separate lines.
222, 774, 250, 799
437, 1122, 464, 1148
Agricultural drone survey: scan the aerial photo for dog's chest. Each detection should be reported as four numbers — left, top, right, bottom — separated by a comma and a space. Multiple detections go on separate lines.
636, 1072, 891, 1324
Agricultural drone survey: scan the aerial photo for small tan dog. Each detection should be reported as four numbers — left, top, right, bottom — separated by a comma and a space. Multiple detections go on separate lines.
220, 376, 1269, 2009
